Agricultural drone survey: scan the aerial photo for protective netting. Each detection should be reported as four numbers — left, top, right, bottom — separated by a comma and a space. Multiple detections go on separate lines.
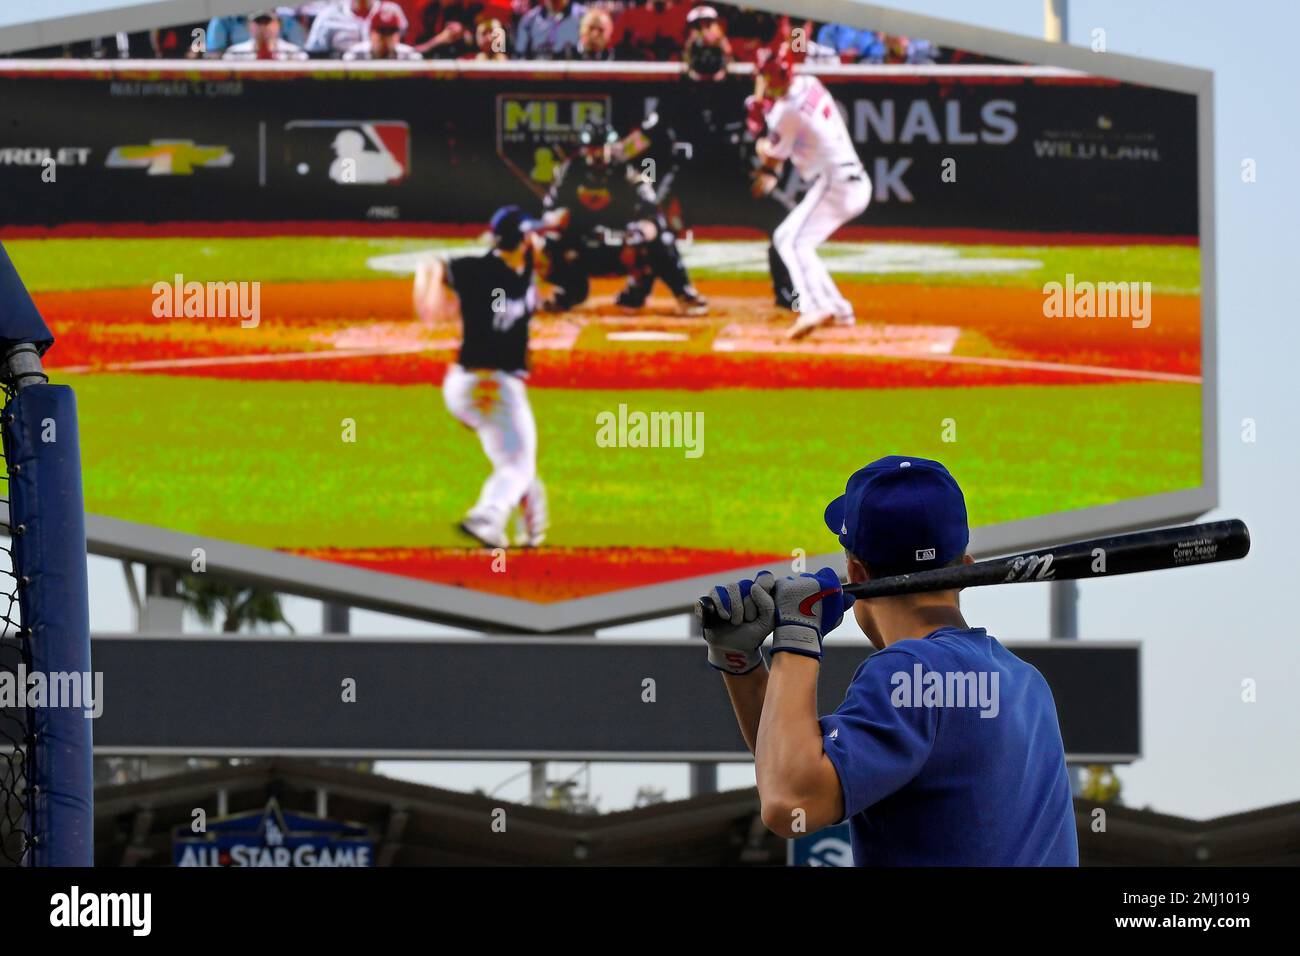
0, 380, 30, 865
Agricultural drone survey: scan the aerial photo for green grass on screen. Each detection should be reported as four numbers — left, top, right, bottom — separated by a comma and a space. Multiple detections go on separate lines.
65, 373, 1201, 553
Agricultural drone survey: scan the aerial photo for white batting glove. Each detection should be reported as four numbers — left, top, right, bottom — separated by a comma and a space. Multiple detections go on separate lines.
701, 571, 777, 674
769, 568, 853, 661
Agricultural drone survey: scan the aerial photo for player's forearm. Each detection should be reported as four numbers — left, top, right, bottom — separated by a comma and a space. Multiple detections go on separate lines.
754, 653, 837, 832
413, 259, 454, 324
721, 665, 767, 753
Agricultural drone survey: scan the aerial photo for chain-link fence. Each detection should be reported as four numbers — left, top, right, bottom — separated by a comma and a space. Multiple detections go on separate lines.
0, 377, 31, 865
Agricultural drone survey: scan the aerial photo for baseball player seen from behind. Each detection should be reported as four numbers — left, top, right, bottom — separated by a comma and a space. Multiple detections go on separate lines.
752, 41, 871, 340
413, 205, 548, 550
701, 456, 1079, 866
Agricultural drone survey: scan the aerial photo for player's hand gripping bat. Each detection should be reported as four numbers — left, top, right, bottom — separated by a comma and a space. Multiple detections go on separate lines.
695, 519, 1251, 629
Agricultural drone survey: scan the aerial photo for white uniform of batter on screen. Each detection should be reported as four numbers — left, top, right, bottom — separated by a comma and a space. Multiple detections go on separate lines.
760, 70, 871, 340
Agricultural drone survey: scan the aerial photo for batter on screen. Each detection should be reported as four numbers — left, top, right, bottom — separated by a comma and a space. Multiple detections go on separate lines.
413, 205, 548, 550
750, 42, 871, 341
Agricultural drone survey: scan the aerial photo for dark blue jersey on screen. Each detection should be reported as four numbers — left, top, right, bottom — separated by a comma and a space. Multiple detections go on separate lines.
818, 627, 1079, 866
446, 250, 536, 374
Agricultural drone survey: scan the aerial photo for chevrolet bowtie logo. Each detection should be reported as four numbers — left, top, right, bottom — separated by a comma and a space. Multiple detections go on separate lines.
106, 140, 233, 175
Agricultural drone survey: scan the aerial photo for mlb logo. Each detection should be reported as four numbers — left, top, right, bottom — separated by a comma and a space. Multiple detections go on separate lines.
916, 548, 937, 561
283, 120, 410, 185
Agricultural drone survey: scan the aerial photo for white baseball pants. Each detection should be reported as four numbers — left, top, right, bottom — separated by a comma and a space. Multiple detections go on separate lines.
442, 363, 539, 525
774, 164, 872, 320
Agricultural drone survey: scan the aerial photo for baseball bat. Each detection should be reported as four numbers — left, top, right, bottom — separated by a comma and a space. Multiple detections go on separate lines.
695, 519, 1250, 629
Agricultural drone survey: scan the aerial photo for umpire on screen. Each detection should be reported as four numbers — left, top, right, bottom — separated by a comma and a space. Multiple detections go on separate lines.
641, 6, 798, 311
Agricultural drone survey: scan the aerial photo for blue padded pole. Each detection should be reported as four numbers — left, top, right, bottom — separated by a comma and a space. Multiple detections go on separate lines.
6, 384, 93, 866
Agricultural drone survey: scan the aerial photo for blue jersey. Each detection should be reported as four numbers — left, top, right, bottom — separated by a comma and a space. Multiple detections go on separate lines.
818, 627, 1079, 866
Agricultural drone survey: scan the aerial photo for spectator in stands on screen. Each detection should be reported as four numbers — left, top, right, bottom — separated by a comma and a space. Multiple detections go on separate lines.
343, 4, 425, 57
681, 5, 731, 79
467, 16, 510, 59
713, 5, 776, 62
901, 36, 938, 64
570, 8, 615, 60
411, 1, 488, 56
801, 38, 844, 66
343, 5, 423, 56
613, 0, 690, 62
204, 7, 307, 57
862, 33, 939, 65
149, 23, 207, 58
855, 31, 885, 63
516, 0, 587, 59
403, 0, 511, 47
385, 0, 429, 40
306, 0, 396, 56
414, 21, 468, 56
814, 23, 874, 63
223, 11, 311, 59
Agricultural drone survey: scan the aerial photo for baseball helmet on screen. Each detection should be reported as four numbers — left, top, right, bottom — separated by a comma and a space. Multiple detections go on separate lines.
489, 204, 541, 251
755, 41, 794, 90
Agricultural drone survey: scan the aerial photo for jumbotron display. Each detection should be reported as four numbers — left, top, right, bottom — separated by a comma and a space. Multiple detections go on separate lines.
0, 25, 1206, 614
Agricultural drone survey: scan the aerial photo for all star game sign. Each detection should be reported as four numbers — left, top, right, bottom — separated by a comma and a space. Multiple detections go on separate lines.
173, 799, 373, 867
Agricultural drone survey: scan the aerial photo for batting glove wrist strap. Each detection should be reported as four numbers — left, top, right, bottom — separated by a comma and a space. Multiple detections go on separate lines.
768, 568, 852, 661
706, 646, 764, 674
769, 625, 824, 660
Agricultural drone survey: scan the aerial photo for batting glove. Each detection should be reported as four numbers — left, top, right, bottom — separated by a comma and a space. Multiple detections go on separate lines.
769, 568, 854, 662
701, 571, 777, 675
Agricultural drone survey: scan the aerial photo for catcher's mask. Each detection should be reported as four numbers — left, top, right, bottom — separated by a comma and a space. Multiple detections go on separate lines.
578, 121, 619, 166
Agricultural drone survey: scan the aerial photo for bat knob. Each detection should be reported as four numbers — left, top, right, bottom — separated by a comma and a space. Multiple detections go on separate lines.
694, 596, 720, 631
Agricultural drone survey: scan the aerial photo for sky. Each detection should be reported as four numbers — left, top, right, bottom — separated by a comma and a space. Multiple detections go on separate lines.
0, 0, 141, 26
0, 0, 249, 31
69, 0, 1300, 819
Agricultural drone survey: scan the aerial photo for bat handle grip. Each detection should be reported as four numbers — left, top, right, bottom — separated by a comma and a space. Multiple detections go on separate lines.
694, 595, 722, 631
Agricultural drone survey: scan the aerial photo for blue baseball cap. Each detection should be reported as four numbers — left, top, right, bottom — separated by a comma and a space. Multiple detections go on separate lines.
824, 455, 969, 576
489, 204, 541, 246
